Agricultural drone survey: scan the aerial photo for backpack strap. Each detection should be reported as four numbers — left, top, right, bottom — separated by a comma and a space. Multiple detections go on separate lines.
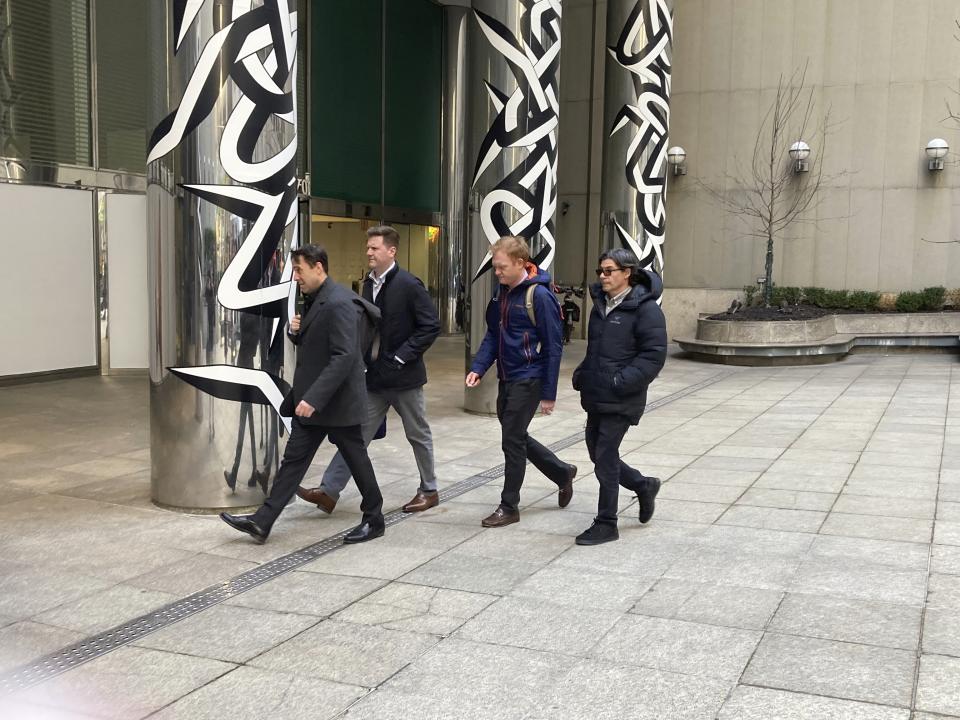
525, 284, 537, 326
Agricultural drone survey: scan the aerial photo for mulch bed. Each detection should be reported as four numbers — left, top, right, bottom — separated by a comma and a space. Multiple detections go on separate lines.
707, 304, 959, 322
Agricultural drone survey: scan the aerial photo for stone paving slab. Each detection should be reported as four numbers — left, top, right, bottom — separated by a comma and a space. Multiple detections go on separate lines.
151, 667, 368, 720
0, 348, 956, 718
742, 633, 916, 707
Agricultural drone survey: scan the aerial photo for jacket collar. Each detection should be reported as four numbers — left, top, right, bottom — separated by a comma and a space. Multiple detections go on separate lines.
300, 278, 332, 332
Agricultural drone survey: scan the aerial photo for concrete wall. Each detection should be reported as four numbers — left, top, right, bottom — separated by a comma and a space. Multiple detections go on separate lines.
553, 0, 960, 337
666, 0, 960, 294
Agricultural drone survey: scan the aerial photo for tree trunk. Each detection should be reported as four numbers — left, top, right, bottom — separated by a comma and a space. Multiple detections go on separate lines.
763, 229, 774, 306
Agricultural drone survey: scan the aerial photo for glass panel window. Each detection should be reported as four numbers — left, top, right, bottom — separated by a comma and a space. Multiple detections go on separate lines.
0, 0, 91, 166
95, 0, 148, 173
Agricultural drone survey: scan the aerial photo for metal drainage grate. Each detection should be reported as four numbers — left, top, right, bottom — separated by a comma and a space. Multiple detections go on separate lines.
0, 369, 735, 696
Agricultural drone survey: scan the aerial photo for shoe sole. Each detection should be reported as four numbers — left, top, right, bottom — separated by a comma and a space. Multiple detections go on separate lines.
558, 465, 577, 508
220, 517, 267, 545
575, 535, 619, 546
481, 517, 519, 528
402, 499, 439, 513
638, 479, 661, 524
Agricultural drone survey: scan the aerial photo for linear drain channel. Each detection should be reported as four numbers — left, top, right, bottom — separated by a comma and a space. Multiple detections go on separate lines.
0, 370, 735, 696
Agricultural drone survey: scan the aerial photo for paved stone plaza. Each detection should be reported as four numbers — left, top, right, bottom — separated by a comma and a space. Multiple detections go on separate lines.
0, 338, 958, 719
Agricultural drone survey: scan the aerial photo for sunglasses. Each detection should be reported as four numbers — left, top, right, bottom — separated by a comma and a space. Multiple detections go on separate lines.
595, 266, 627, 277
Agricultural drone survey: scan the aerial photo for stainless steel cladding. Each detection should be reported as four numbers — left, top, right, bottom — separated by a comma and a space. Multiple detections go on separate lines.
440, 5, 469, 336
600, 0, 673, 276
147, 1, 300, 511
464, 0, 563, 414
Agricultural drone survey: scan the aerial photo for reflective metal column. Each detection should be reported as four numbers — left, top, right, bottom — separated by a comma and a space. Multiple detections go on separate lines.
599, 0, 674, 273
463, 0, 563, 414
440, 5, 469, 336
147, 1, 300, 511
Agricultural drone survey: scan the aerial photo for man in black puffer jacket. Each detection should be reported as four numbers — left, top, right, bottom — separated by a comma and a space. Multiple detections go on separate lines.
572, 248, 667, 545
297, 226, 441, 515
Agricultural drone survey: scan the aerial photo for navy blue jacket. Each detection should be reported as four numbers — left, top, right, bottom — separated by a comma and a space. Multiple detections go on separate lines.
572, 271, 667, 423
470, 267, 563, 401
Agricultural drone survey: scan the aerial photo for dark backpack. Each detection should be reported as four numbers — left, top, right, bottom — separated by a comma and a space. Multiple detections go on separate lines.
352, 296, 382, 361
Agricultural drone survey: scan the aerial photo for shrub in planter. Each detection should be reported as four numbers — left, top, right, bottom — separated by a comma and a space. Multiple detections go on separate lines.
802, 286, 827, 307
896, 291, 925, 313
742, 285, 757, 307
945, 288, 960, 308
920, 286, 946, 311
770, 285, 802, 306
847, 290, 881, 311
821, 289, 850, 309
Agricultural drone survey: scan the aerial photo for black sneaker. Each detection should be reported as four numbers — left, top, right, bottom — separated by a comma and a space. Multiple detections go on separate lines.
637, 477, 661, 524
575, 521, 619, 546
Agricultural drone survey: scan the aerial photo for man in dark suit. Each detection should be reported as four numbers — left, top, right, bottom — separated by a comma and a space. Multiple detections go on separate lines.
298, 225, 442, 514
220, 245, 385, 544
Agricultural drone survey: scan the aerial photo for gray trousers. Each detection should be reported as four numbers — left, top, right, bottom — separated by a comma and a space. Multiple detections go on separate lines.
319, 386, 437, 499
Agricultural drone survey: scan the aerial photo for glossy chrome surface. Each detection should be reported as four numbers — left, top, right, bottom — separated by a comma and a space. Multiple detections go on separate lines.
600, 0, 673, 271
440, 5, 469, 336
147, 1, 295, 512
463, 0, 563, 414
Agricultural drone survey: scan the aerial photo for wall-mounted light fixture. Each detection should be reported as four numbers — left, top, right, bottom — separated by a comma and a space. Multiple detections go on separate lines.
925, 138, 949, 171
789, 141, 810, 173
667, 146, 687, 176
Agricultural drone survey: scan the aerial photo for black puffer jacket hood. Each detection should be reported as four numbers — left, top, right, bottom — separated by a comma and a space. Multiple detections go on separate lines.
572, 270, 667, 423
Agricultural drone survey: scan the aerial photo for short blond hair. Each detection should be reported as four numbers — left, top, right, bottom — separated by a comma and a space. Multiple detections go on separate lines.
490, 236, 530, 264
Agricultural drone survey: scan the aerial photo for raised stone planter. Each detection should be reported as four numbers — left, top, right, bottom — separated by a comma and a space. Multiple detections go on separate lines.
676, 312, 960, 365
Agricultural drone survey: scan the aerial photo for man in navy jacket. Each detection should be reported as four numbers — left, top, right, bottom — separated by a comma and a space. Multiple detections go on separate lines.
572, 248, 667, 545
466, 236, 577, 527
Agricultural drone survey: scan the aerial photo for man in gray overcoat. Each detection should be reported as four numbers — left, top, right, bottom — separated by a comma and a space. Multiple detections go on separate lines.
220, 245, 385, 544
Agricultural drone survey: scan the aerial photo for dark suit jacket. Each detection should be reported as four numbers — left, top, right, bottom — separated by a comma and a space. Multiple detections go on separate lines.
279, 279, 367, 427
363, 264, 440, 392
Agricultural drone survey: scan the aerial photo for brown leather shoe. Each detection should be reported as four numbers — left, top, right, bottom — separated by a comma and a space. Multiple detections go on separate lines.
481, 506, 519, 528
402, 490, 439, 513
296, 486, 336, 514
558, 464, 577, 508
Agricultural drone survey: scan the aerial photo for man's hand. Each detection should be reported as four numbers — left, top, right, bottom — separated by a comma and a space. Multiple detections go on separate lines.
290, 314, 301, 333
295, 400, 315, 417
540, 400, 556, 415
465, 372, 482, 388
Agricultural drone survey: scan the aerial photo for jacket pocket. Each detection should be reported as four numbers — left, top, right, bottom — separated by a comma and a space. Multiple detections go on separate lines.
522, 331, 532, 365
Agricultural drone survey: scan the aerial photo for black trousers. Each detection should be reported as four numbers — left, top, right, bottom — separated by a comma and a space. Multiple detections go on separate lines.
497, 379, 569, 511
253, 418, 383, 529
585, 412, 654, 525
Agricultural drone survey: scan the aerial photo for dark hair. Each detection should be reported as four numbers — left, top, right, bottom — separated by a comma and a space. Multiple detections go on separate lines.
291, 244, 329, 273
367, 225, 400, 250
598, 248, 641, 285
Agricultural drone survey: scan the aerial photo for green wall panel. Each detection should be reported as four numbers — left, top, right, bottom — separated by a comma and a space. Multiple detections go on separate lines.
383, 0, 442, 213
310, 0, 382, 204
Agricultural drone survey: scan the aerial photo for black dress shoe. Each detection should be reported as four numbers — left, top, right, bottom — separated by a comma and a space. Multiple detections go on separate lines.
344, 519, 385, 544
637, 477, 661, 524
575, 521, 619, 546
219, 513, 269, 544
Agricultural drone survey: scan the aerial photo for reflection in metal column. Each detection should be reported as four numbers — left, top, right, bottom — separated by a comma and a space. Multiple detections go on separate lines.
440, 5, 468, 336
464, 0, 563, 414
599, 0, 673, 277
147, 1, 300, 511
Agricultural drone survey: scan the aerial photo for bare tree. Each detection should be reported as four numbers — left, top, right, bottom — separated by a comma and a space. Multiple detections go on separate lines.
701, 64, 832, 306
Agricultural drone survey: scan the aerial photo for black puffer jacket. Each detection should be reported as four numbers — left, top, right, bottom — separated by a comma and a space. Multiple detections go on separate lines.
363, 264, 441, 392
572, 271, 667, 423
